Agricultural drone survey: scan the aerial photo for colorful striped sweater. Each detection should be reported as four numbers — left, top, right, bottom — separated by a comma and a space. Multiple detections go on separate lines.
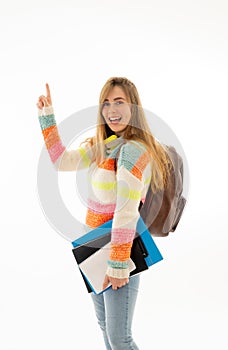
38, 106, 152, 278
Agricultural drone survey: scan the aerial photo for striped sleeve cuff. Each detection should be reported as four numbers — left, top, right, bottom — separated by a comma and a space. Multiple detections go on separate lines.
106, 266, 130, 279
38, 106, 54, 117
107, 260, 129, 269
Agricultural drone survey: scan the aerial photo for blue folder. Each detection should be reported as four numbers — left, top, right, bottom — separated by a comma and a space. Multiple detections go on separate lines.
72, 217, 163, 293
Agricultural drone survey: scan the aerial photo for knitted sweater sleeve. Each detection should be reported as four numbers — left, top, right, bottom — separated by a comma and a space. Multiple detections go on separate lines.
38, 106, 92, 171
106, 141, 152, 279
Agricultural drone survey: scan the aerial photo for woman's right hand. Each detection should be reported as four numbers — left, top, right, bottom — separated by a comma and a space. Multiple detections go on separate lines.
36, 83, 52, 110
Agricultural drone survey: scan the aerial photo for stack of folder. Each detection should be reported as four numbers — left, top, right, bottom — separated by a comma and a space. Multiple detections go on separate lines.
72, 217, 163, 294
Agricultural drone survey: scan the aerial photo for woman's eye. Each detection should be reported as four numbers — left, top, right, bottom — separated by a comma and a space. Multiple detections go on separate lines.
102, 101, 124, 108
115, 101, 124, 105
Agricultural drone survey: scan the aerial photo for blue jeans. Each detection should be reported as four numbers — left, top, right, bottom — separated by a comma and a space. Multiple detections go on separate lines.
91, 274, 140, 350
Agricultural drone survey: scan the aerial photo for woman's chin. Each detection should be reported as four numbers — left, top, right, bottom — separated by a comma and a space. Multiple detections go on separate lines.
108, 123, 127, 135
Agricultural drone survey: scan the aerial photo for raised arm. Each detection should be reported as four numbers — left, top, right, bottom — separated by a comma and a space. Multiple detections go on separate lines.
37, 84, 92, 171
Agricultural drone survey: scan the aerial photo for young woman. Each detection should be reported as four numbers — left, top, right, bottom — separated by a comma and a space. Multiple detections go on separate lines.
37, 77, 170, 349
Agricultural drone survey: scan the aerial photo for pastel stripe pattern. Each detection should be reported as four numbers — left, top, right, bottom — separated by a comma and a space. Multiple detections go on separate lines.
111, 228, 135, 245
86, 209, 114, 228
131, 152, 151, 180
118, 188, 141, 200
145, 175, 152, 185
38, 114, 56, 130
38, 109, 152, 279
107, 260, 129, 269
42, 125, 56, 139
43, 127, 61, 150
118, 143, 151, 181
107, 142, 151, 278
48, 141, 66, 163
38, 107, 65, 163
91, 180, 116, 191
109, 242, 133, 262
87, 199, 116, 214
86, 198, 116, 228
118, 144, 142, 173
78, 147, 91, 168
98, 158, 116, 171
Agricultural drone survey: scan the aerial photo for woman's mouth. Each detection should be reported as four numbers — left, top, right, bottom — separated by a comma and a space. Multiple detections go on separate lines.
109, 116, 122, 124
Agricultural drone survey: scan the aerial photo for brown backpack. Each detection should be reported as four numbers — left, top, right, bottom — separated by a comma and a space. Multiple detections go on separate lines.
116, 140, 186, 237
139, 146, 186, 237
114, 139, 186, 237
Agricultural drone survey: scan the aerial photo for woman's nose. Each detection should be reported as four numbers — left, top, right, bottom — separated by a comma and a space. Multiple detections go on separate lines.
108, 103, 117, 114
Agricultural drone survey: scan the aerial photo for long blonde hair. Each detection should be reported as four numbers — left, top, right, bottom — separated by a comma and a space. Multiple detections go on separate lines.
85, 77, 170, 192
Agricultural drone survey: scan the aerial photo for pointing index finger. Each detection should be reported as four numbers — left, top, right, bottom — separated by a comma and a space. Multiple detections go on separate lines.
46, 83, 52, 103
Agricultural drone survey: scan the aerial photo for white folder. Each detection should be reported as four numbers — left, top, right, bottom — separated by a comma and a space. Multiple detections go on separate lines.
79, 242, 136, 294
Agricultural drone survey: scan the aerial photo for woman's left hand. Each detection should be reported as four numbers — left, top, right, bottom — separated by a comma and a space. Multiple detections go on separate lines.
36, 83, 53, 109
103, 274, 129, 291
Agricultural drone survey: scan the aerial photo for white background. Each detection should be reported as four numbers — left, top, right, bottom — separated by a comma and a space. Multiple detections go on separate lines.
0, 0, 228, 349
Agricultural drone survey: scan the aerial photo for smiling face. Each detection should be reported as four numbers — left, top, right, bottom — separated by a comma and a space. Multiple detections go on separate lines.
101, 86, 132, 136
